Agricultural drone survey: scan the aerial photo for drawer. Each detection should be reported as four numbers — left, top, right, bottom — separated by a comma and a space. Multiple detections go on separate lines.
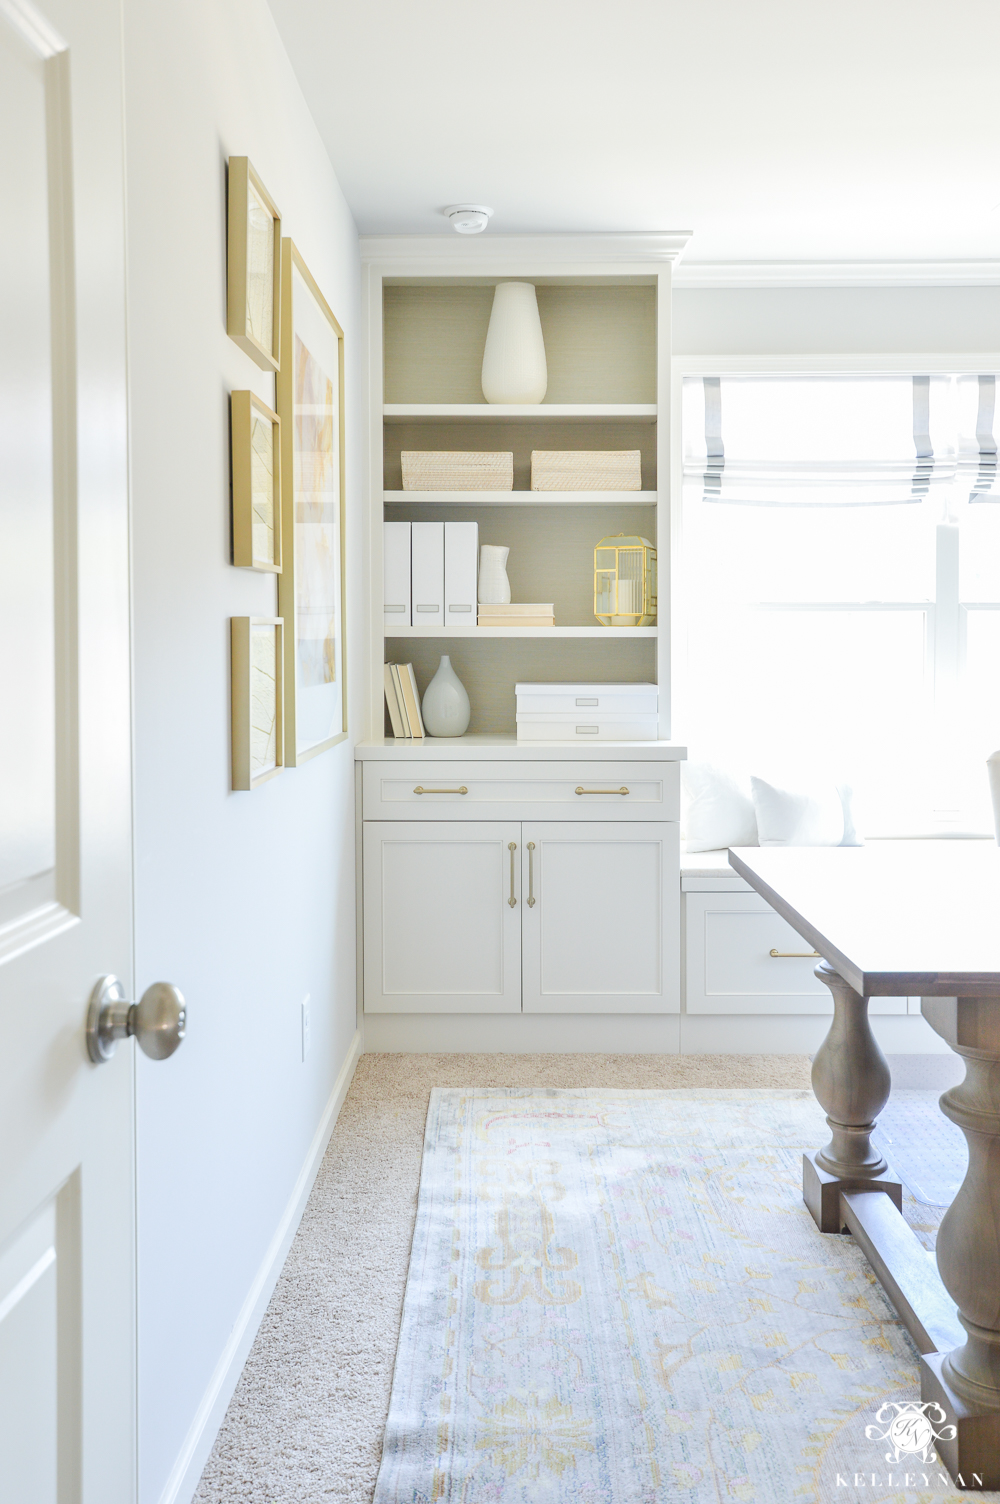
362, 760, 680, 821
515, 715, 659, 743
684, 892, 906, 1016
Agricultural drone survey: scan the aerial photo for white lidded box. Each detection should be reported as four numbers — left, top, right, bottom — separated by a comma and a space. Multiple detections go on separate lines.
515, 682, 658, 742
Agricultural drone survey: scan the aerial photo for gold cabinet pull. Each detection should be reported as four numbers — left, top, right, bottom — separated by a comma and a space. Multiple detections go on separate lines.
527, 842, 536, 907
413, 785, 468, 795
575, 786, 629, 796
508, 843, 517, 907
769, 948, 820, 959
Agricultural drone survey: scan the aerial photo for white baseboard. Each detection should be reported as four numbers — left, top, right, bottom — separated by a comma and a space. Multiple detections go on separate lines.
157, 1027, 363, 1504
363, 1012, 682, 1053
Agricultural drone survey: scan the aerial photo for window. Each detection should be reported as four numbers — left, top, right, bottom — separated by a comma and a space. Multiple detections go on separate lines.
677, 372, 1000, 835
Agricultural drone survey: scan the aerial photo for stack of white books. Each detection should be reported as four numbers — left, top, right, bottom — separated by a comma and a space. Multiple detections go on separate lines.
478, 603, 555, 628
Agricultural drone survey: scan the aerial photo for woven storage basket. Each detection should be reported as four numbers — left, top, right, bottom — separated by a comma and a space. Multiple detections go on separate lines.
530, 450, 641, 491
401, 451, 513, 491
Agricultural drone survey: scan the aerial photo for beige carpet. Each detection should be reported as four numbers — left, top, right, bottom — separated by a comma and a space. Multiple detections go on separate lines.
193, 1053, 812, 1504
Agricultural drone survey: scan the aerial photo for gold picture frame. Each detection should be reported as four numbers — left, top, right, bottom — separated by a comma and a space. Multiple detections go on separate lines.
231, 617, 284, 790
231, 391, 281, 572
227, 157, 282, 372
276, 240, 347, 763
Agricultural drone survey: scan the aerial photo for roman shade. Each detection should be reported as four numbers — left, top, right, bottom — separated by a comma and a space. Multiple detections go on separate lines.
956, 374, 999, 501
682, 374, 957, 506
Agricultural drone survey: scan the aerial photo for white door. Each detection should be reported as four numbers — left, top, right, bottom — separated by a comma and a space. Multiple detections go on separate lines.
0, 1, 135, 1500
521, 822, 680, 1015
363, 821, 522, 1013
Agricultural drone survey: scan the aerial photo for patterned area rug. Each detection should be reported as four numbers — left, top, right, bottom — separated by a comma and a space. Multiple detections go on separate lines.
373, 1089, 995, 1504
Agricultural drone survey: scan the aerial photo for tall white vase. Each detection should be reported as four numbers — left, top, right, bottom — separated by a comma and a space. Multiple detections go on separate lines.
421, 655, 471, 738
478, 545, 511, 604
481, 282, 547, 404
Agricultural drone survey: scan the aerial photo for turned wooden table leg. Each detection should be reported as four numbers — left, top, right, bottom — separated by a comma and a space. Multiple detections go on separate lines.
918, 995, 1000, 1489
803, 963, 903, 1232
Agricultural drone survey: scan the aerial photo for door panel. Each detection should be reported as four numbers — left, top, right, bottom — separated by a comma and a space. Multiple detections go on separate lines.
364, 821, 521, 1013
0, 1, 134, 1500
521, 822, 680, 1014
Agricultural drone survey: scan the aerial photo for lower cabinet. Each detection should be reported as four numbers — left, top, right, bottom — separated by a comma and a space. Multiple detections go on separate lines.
521, 822, 679, 1014
363, 819, 679, 1015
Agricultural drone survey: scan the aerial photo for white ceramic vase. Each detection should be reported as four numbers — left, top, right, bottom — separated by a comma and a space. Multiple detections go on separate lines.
988, 751, 1000, 843
420, 655, 471, 737
478, 544, 511, 605
481, 282, 547, 404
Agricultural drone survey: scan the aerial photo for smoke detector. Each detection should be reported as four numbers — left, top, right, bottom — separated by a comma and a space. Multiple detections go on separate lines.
443, 204, 493, 235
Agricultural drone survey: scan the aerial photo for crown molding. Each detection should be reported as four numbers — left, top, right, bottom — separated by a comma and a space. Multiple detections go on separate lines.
674, 260, 1000, 289
359, 231, 692, 270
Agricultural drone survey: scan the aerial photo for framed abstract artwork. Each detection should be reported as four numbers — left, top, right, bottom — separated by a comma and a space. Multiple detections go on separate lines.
276, 240, 347, 762
231, 391, 281, 572
231, 617, 283, 790
227, 157, 281, 372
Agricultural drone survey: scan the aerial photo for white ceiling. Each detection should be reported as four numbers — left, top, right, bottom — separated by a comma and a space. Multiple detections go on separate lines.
266, 0, 1000, 263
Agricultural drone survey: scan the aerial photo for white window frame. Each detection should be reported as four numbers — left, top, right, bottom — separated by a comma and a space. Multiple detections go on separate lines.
669, 351, 1000, 832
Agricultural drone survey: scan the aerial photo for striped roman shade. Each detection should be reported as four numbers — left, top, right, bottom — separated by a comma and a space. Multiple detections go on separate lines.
682, 374, 958, 506
956, 374, 999, 501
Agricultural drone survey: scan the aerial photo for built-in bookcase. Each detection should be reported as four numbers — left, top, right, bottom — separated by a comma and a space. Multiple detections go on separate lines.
361, 234, 690, 741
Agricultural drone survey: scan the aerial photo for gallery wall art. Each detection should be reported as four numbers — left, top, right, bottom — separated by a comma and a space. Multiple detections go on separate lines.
231, 616, 284, 789
276, 239, 347, 762
227, 156, 282, 372
231, 390, 281, 572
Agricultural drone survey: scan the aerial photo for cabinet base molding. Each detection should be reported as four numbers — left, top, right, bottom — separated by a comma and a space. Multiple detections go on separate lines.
363, 1012, 682, 1054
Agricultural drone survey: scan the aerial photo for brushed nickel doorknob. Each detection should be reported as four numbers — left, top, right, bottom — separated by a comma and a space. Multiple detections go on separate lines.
86, 975, 187, 1064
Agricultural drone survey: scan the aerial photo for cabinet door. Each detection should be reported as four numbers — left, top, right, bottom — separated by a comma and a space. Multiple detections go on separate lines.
521, 822, 680, 1014
363, 821, 521, 1013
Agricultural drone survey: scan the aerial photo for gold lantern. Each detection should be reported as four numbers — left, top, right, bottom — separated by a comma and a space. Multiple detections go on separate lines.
594, 534, 657, 627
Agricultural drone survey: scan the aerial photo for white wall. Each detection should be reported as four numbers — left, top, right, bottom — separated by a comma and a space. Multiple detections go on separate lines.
122, 3, 361, 1499
673, 284, 1000, 356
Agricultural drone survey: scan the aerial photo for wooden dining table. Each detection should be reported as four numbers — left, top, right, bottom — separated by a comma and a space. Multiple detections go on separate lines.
729, 841, 1000, 1490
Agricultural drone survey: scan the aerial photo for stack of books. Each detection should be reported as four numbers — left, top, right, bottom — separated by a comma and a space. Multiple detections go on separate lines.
478, 603, 555, 628
383, 663, 426, 739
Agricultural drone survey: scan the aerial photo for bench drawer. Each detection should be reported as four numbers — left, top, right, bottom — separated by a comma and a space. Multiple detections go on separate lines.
685, 892, 906, 1016
362, 760, 680, 821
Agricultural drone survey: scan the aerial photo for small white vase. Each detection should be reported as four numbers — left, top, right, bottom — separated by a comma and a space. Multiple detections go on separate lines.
421, 655, 471, 737
481, 282, 547, 404
988, 751, 1000, 843
478, 545, 511, 605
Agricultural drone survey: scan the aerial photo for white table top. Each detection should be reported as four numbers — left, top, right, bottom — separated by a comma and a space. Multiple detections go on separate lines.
729, 841, 1000, 997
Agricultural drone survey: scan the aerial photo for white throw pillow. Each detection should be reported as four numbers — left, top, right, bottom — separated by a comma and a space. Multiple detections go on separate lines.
682, 763, 758, 852
751, 776, 862, 847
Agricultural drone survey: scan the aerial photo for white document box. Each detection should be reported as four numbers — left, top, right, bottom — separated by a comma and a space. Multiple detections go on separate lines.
515, 682, 658, 742
444, 521, 478, 626
411, 522, 444, 627
383, 521, 411, 628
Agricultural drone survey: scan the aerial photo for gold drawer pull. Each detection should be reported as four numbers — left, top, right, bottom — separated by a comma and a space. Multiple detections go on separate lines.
527, 842, 536, 907
508, 842, 517, 907
575, 786, 629, 796
769, 948, 820, 959
413, 785, 468, 795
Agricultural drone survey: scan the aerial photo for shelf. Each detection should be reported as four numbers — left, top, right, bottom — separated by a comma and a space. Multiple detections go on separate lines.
383, 404, 657, 424
383, 490, 658, 506
384, 626, 658, 639
355, 734, 687, 762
